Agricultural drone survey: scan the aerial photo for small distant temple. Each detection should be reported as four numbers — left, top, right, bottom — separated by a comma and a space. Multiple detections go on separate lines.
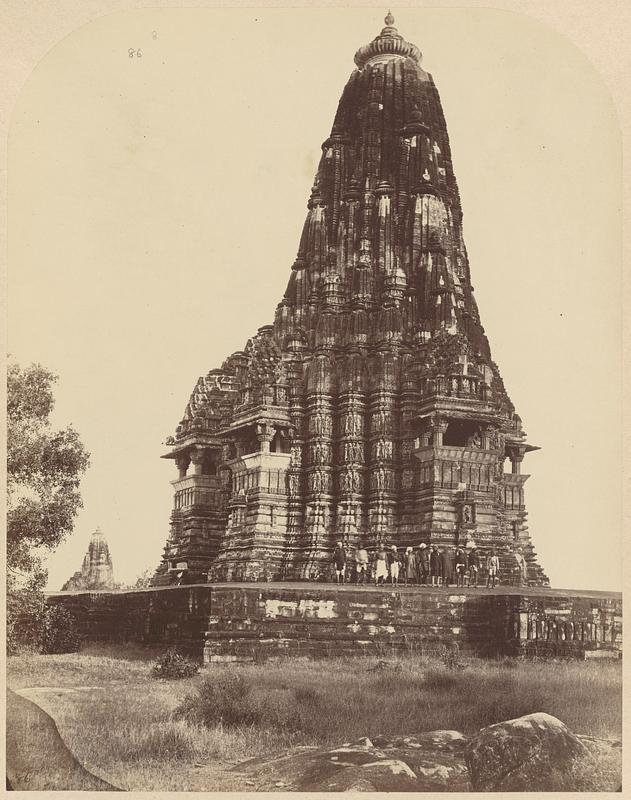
62, 528, 115, 591
152, 14, 549, 587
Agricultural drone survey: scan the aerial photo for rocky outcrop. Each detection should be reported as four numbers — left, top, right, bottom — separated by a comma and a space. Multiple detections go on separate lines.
233, 731, 468, 792
6, 689, 120, 791
232, 715, 619, 792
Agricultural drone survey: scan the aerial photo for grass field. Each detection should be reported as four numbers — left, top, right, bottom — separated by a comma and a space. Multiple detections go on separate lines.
7, 645, 622, 792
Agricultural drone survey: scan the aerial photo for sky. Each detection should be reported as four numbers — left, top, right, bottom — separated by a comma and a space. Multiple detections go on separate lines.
7, 7, 621, 591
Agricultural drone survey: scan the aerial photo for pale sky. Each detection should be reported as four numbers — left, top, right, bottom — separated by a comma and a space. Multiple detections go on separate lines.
8, 7, 621, 591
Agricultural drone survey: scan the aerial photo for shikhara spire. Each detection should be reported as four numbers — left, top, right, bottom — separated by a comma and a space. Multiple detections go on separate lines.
62, 527, 115, 591
154, 15, 548, 587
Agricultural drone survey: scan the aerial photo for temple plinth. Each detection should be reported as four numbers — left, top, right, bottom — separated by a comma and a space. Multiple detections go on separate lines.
152, 14, 549, 587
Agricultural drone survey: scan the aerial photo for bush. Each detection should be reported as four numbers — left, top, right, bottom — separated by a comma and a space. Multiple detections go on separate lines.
152, 648, 200, 680
7, 589, 45, 655
176, 672, 325, 732
439, 643, 467, 671
177, 672, 249, 723
7, 591, 83, 656
41, 605, 83, 654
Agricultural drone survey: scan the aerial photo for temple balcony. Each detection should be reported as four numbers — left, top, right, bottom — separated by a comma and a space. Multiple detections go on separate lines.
172, 474, 225, 511
230, 451, 291, 496
420, 375, 490, 402
227, 404, 292, 433
500, 472, 529, 511
414, 445, 499, 492
413, 444, 498, 464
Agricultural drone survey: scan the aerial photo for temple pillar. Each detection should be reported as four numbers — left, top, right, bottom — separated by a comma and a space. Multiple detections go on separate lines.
508, 445, 527, 475
481, 425, 495, 450
175, 453, 190, 479
190, 447, 205, 475
256, 423, 276, 454
430, 417, 449, 446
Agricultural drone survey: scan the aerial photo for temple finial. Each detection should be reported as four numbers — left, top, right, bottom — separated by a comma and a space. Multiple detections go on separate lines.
354, 10, 421, 68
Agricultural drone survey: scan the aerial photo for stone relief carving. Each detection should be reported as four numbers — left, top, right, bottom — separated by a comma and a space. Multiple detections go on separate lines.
311, 441, 330, 465
371, 410, 390, 434
311, 412, 332, 437
344, 441, 364, 462
309, 468, 330, 494
290, 444, 302, 467
340, 467, 353, 493
374, 438, 393, 460
343, 412, 363, 436
340, 466, 362, 494
371, 466, 391, 491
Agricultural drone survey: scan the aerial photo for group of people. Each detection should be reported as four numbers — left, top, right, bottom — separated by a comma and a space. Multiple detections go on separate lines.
332, 542, 528, 588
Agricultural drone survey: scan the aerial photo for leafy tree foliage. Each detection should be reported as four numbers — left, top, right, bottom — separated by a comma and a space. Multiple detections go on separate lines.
132, 568, 154, 589
7, 361, 90, 651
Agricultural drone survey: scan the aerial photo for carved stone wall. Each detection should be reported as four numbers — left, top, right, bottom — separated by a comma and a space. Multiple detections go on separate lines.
47, 586, 622, 663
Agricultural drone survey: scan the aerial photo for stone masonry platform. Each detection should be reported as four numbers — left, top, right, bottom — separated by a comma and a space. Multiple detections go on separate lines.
47, 583, 621, 663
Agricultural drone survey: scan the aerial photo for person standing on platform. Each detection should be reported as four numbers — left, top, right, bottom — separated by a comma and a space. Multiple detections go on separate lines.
388, 545, 400, 587
467, 546, 480, 587
455, 547, 467, 587
355, 545, 369, 585
374, 546, 388, 586
417, 543, 429, 585
333, 541, 346, 585
486, 548, 500, 588
441, 547, 454, 588
429, 545, 441, 586
404, 547, 416, 585
513, 546, 527, 587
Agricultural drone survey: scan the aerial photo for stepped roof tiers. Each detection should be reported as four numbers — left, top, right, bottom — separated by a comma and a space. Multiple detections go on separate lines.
62, 528, 115, 591
153, 15, 548, 586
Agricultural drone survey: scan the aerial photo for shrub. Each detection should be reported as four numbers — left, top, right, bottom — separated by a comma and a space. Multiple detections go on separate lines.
152, 648, 199, 680
7, 590, 45, 655
439, 643, 466, 671
177, 672, 250, 723
41, 605, 83, 654
177, 671, 327, 733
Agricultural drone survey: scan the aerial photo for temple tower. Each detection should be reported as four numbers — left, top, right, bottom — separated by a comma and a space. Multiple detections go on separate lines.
153, 14, 548, 586
62, 528, 115, 591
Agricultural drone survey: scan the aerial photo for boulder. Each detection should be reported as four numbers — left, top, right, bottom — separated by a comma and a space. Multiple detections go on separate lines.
465, 712, 594, 791
233, 731, 469, 791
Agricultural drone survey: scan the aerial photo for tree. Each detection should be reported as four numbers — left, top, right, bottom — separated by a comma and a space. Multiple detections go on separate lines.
131, 568, 154, 589
7, 361, 90, 650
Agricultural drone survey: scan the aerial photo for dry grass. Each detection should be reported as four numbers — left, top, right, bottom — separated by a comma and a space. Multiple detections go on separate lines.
179, 654, 622, 742
6, 648, 622, 791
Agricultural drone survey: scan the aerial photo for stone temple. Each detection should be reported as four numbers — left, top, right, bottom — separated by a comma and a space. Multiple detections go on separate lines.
62, 527, 115, 591
153, 14, 548, 587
